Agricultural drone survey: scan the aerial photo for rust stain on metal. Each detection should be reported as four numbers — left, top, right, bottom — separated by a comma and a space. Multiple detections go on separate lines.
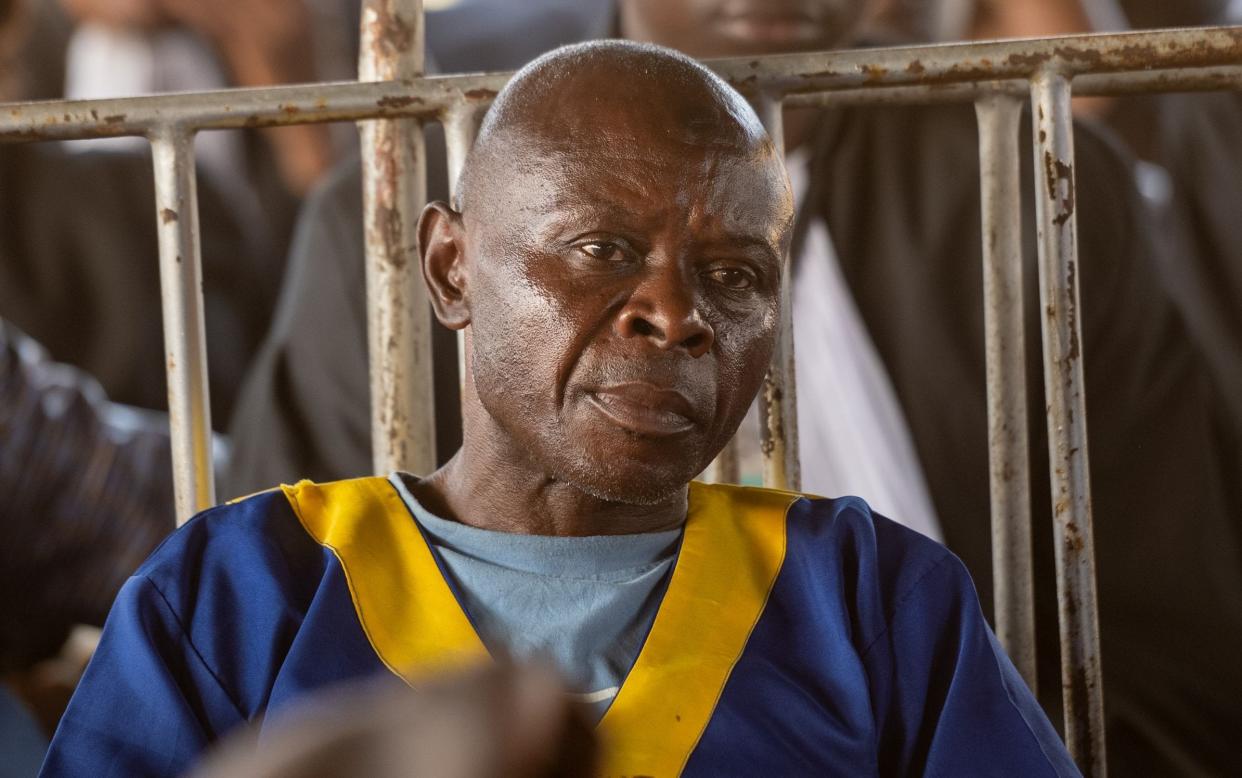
376, 94, 422, 109
860, 63, 888, 83
1005, 51, 1050, 69
1065, 260, 1081, 361
1064, 521, 1085, 552
464, 88, 498, 100
161, 208, 178, 224
103, 114, 126, 124
366, 6, 415, 56
1042, 151, 1075, 226
906, 59, 926, 75
377, 204, 407, 269
279, 103, 299, 114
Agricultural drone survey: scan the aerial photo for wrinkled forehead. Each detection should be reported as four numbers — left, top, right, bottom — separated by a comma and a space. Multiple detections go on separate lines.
470, 128, 793, 251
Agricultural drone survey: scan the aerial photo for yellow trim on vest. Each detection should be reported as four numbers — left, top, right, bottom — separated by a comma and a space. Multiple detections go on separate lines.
595, 481, 797, 777
282, 477, 798, 776
280, 477, 490, 682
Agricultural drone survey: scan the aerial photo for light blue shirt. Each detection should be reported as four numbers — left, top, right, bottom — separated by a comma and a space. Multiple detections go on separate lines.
390, 473, 682, 720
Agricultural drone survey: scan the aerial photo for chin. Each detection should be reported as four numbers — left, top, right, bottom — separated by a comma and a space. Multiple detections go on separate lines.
558, 450, 701, 507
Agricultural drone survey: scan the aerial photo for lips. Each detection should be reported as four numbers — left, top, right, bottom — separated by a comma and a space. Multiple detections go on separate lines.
587, 382, 699, 437
715, 3, 824, 45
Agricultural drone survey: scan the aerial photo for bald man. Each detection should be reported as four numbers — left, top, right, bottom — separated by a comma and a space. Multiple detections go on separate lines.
43, 42, 1075, 777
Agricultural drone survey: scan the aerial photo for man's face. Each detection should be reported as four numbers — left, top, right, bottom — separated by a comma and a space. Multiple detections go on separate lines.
621, 0, 868, 59
460, 125, 791, 505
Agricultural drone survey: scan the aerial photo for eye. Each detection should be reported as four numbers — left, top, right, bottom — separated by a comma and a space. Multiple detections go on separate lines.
707, 266, 756, 290
579, 241, 626, 262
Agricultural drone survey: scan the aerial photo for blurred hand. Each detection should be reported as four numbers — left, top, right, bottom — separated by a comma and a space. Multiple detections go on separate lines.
193, 663, 598, 778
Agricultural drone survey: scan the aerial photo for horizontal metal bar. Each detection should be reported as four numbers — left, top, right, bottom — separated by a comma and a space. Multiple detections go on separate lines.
0, 73, 508, 141
3, 27, 1241, 142
785, 64, 1242, 108
710, 26, 1242, 95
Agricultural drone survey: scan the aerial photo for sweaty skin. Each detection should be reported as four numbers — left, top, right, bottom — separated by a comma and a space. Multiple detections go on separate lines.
413, 41, 794, 537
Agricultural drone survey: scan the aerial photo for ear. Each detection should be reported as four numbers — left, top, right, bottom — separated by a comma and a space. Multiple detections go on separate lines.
418, 201, 471, 330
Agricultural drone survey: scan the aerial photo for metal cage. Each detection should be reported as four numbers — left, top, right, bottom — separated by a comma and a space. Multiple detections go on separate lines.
4, 2, 1241, 772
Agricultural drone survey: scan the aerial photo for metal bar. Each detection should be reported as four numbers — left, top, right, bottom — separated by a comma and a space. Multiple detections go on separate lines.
149, 128, 215, 524
784, 64, 1242, 108
4, 28, 1242, 141
359, 0, 436, 476
442, 103, 486, 391
703, 438, 741, 484
709, 26, 1242, 94
755, 94, 800, 492
1030, 69, 1107, 776
975, 94, 1036, 689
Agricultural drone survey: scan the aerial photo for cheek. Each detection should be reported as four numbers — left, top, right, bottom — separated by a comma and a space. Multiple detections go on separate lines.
468, 256, 605, 411
712, 303, 780, 412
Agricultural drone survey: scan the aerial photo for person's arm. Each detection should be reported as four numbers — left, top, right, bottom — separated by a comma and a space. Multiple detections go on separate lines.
863, 548, 1079, 776
0, 320, 175, 634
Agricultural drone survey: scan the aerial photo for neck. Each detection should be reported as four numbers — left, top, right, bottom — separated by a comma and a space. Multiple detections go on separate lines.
411, 385, 689, 538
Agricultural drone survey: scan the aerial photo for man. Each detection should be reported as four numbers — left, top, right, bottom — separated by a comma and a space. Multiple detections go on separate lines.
43, 42, 1074, 776
228, 3, 1242, 773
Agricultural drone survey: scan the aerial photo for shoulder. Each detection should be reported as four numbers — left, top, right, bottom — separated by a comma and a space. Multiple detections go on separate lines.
796, 493, 961, 584
134, 481, 361, 617
776, 490, 976, 649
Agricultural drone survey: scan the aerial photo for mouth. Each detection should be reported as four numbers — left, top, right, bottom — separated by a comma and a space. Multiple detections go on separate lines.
586, 383, 698, 437
715, 5, 825, 45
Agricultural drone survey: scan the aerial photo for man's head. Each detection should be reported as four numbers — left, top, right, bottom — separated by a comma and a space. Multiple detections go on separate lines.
620, 0, 868, 59
420, 40, 793, 506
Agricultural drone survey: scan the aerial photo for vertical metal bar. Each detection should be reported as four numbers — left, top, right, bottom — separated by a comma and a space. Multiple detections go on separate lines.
702, 441, 740, 484
149, 127, 216, 524
359, 0, 436, 475
1030, 69, 1107, 776
975, 94, 1037, 689
754, 95, 800, 492
443, 104, 484, 391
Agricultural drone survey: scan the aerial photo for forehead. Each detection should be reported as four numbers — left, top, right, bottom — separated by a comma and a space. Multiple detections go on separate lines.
481, 134, 792, 246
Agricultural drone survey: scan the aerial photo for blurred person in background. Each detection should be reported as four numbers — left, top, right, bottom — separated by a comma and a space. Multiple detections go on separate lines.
0, 0, 292, 426
946, 0, 1242, 438
228, 1, 1242, 773
0, 319, 176, 776
192, 665, 596, 778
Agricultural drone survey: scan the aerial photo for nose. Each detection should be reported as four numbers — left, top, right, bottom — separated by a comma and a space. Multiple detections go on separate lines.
614, 263, 715, 358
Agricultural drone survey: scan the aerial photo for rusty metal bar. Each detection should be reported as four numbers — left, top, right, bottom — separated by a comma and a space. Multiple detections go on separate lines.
976, 94, 1036, 689
149, 128, 215, 523
754, 94, 800, 492
359, 0, 435, 476
4, 29, 1242, 142
442, 103, 485, 390
702, 439, 741, 485
784, 64, 1242, 108
1030, 69, 1107, 776
709, 27, 1242, 95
